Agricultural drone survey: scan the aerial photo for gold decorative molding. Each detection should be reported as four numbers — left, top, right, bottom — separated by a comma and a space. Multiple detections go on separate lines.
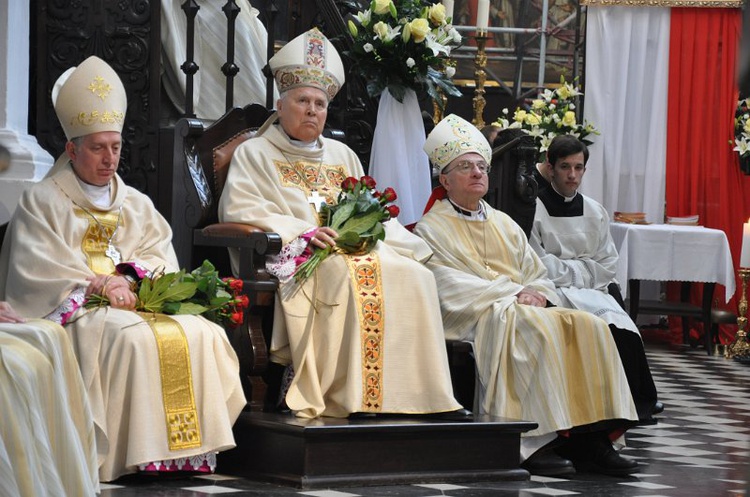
581, 0, 744, 7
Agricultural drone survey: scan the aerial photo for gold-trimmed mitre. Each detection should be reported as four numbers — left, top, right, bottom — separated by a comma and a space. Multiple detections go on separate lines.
268, 28, 345, 101
424, 114, 492, 172
52, 56, 127, 140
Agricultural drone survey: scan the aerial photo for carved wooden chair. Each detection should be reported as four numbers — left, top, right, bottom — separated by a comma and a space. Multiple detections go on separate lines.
170, 103, 283, 411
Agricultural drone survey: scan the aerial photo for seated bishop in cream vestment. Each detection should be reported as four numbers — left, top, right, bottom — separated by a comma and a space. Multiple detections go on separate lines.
219, 29, 462, 418
0, 56, 245, 482
0, 314, 99, 497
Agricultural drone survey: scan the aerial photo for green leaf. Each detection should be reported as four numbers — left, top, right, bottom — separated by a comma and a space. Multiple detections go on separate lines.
339, 211, 382, 235
172, 302, 208, 315
330, 201, 357, 230
336, 230, 361, 246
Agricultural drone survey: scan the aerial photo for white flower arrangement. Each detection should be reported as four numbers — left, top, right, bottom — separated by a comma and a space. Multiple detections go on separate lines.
492, 77, 599, 153
346, 0, 463, 105
734, 97, 750, 160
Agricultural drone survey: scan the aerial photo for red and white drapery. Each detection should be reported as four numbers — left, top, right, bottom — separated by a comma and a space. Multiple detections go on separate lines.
582, 3, 745, 343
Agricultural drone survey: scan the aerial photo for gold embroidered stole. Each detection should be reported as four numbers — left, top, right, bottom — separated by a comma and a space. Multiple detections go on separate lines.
344, 254, 385, 412
75, 207, 119, 275
139, 313, 202, 450
274, 158, 347, 209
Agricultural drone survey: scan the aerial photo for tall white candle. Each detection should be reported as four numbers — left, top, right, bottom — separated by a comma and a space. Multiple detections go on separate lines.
741, 221, 750, 268
443, 0, 454, 21
476, 0, 490, 33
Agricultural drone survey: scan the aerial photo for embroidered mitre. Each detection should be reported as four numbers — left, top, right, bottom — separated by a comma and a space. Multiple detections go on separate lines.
268, 28, 345, 101
424, 114, 492, 172
52, 55, 127, 140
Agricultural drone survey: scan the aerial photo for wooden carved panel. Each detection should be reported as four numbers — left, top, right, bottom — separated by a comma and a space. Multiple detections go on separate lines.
32, 0, 161, 197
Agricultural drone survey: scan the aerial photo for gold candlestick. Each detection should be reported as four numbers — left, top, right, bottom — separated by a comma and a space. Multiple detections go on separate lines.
472, 34, 488, 129
726, 267, 750, 360
433, 87, 447, 126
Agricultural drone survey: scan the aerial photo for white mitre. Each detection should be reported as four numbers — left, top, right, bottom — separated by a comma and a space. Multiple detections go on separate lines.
268, 28, 345, 101
423, 114, 492, 172
52, 55, 127, 140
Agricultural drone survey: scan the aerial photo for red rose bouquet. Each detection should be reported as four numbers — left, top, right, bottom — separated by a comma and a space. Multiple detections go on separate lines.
85, 259, 249, 328
294, 175, 400, 282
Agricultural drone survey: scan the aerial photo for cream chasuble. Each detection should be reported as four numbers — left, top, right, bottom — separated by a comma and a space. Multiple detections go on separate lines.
0, 320, 98, 497
415, 200, 638, 459
219, 123, 461, 418
0, 164, 246, 482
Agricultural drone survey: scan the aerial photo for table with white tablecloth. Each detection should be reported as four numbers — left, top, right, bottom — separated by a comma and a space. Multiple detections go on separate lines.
609, 222, 736, 354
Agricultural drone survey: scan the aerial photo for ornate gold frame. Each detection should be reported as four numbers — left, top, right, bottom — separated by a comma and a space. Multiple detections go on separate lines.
581, 0, 744, 6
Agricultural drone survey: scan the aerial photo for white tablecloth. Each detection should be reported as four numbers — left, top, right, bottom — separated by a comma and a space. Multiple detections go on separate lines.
609, 223, 736, 302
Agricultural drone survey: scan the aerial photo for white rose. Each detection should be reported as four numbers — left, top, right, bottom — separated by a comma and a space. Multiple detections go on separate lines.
406, 57, 416, 68
373, 21, 389, 40
363, 43, 374, 53
373, 0, 391, 15
446, 66, 456, 78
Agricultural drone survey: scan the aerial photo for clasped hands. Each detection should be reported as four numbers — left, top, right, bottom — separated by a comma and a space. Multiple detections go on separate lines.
86, 274, 137, 310
516, 287, 547, 307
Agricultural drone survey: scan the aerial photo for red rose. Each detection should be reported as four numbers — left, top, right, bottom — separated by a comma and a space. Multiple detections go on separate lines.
341, 177, 359, 192
360, 175, 377, 189
386, 204, 400, 218
382, 187, 397, 202
230, 311, 243, 325
237, 295, 250, 308
228, 278, 243, 292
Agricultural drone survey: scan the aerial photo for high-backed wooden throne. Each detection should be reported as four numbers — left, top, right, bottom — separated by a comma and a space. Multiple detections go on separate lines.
169, 103, 283, 411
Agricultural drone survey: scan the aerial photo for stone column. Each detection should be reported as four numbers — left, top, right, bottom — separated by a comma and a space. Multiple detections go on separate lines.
0, 0, 53, 225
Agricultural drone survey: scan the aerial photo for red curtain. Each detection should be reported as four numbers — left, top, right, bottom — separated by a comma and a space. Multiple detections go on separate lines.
666, 8, 746, 344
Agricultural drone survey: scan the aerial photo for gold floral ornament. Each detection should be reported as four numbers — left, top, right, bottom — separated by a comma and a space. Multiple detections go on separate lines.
345, 0, 463, 106
492, 76, 599, 153
733, 97, 750, 160
87, 75, 113, 100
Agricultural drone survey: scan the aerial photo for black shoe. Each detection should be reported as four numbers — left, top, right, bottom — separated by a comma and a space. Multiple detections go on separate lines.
425, 408, 473, 420
652, 401, 664, 415
576, 436, 638, 476
522, 450, 576, 477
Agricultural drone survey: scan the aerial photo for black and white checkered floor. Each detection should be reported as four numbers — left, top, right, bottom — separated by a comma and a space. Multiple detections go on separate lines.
101, 337, 750, 496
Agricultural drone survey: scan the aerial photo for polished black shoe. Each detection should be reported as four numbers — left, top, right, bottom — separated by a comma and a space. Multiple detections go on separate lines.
652, 401, 665, 415
576, 437, 638, 476
427, 408, 474, 420
522, 450, 576, 477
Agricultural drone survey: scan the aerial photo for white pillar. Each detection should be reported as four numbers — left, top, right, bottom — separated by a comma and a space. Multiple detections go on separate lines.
0, 0, 53, 225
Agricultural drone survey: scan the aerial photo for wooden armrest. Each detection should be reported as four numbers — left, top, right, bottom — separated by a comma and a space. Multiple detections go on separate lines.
193, 222, 282, 256
201, 222, 266, 237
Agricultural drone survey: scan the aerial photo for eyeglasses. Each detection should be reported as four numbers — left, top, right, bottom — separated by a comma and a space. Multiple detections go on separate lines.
443, 160, 491, 175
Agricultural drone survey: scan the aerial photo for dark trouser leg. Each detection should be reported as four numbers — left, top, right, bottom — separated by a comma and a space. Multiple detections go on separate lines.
609, 325, 658, 420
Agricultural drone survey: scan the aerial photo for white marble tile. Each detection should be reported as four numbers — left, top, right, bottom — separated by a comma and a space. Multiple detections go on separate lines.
618, 481, 674, 490
645, 446, 720, 457
181, 486, 242, 495
414, 483, 469, 491
627, 436, 704, 446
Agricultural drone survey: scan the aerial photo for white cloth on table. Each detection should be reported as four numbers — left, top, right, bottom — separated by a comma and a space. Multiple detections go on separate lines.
609, 222, 736, 301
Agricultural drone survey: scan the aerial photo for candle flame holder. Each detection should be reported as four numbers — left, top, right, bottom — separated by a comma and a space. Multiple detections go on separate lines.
472, 33, 488, 129
726, 267, 750, 360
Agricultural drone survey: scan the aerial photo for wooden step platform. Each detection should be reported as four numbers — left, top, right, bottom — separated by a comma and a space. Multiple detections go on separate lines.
217, 411, 537, 489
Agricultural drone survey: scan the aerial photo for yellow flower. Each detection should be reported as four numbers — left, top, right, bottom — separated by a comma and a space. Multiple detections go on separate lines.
557, 84, 572, 100
409, 18, 430, 43
373, 0, 392, 15
513, 109, 527, 123
348, 20, 358, 37
427, 3, 446, 25
525, 113, 541, 126
561, 111, 577, 127
373, 21, 389, 40
531, 99, 546, 110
